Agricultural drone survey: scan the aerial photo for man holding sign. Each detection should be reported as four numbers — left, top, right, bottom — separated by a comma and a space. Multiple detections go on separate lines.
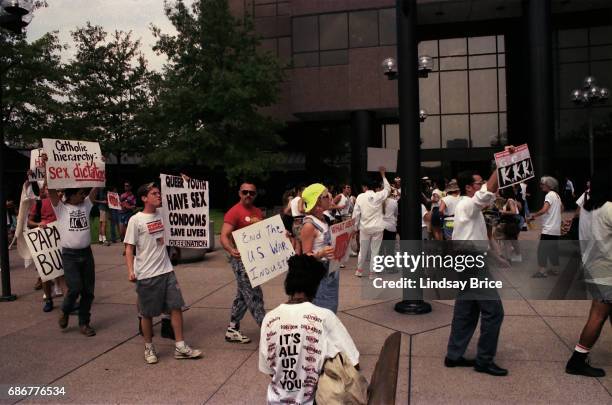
220, 182, 266, 344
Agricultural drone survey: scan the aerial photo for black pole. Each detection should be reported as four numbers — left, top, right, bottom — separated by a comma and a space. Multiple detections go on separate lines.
0, 71, 17, 302
394, 0, 431, 315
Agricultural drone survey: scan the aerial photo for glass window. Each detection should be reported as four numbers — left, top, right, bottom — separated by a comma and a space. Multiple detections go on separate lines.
558, 108, 587, 140
499, 113, 507, 144
591, 45, 612, 61
442, 115, 469, 148
468, 36, 496, 55
278, 37, 291, 65
469, 69, 498, 113
559, 48, 588, 63
441, 71, 468, 114
259, 38, 277, 54
383, 124, 400, 149
293, 16, 319, 52
419, 72, 440, 114
439, 38, 466, 56
589, 25, 612, 45
349, 10, 378, 48
440, 56, 467, 70
469, 55, 496, 69
379, 8, 396, 46
419, 40, 438, 58
498, 54, 505, 67
558, 28, 588, 48
277, 2, 290, 16
498, 68, 506, 111
320, 13, 348, 50
470, 114, 499, 147
497, 35, 505, 53
293, 52, 319, 68
558, 63, 589, 109
320, 50, 348, 66
255, 4, 276, 17
421, 115, 441, 149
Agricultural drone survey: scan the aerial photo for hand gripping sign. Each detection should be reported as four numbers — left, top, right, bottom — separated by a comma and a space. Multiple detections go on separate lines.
232, 215, 296, 287
23, 222, 64, 282
42, 138, 106, 189
494, 144, 535, 189
329, 218, 356, 273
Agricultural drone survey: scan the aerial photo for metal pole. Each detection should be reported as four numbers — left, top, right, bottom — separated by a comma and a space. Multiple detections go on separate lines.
0, 70, 17, 302
394, 0, 431, 315
588, 106, 594, 176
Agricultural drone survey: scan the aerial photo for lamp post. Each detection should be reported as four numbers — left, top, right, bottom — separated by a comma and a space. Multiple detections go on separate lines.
380, 0, 432, 315
1, 0, 34, 302
570, 76, 609, 176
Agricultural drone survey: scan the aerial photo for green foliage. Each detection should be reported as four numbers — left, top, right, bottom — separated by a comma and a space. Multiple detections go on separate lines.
148, 0, 285, 184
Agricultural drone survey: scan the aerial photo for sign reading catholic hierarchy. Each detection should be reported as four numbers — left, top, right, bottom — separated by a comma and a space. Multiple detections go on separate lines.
160, 174, 210, 249
41, 138, 106, 189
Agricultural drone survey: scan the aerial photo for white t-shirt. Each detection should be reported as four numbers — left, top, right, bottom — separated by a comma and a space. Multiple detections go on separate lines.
442, 194, 460, 220
421, 204, 428, 229
338, 194, 350, 216
541, 191, 562, 236
259, 302, 360, 405
53, 197, 93, 249
452, 185, 496, 241
290, 196, 303, 217
352, 178, 391, 233
124, 210, 173, 280
583, 202, 612, 282
382, 198, 398, 232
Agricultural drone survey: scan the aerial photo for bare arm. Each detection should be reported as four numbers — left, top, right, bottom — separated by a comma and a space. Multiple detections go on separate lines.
220, 222, 240, 258
125, 244, 136, 282
439, 200, 447, 216
88, 187, 99, 203
301, 223, 333, 259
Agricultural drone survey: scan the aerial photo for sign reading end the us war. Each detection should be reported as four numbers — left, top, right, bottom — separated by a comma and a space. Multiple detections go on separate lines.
160, 174, 210, 249
495, 144, 535, 189
41, 139, 106, 189
232, 215, 295, 288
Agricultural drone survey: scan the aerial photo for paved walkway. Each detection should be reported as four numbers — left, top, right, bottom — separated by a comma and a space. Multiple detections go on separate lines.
1, 221, 611, 404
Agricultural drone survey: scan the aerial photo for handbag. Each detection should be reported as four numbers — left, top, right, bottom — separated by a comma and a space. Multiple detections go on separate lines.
315, 352, 368, 405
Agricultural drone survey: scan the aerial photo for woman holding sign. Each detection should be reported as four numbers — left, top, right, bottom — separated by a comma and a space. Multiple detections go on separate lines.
300, 183, 339, 313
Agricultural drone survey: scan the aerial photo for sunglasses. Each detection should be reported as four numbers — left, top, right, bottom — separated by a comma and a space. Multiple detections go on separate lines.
240, 190, 257, 196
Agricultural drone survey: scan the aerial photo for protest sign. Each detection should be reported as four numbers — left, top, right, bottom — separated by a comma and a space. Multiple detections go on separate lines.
232, 215, 295, 287
23, 221, 63, 282
160, 173, 210, 249
107, 192, 121, 210
41, 139, 105, 189
329, 218, 356, 273
28, 148, 45, 183
494, 144, 535, 189
367, 147, 398, 172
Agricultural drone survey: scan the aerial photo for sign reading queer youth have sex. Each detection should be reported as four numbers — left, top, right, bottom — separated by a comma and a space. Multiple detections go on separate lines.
232, 215, 295, 288
494, 143, 535, 189
23, 221, 63, 282
41, 138, 106, 189
160, 174, 209, 249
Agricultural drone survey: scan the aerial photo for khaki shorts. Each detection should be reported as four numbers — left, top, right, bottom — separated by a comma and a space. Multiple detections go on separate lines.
99, 209, 108, 221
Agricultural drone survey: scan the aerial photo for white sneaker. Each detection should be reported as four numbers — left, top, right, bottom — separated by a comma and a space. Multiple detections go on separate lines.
144, 345, 158, 364
175, 343, 202, 359
225, 327, 251, 344
354, 269, 364, 277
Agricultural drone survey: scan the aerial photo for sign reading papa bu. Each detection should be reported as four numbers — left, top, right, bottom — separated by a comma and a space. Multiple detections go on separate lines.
23, 221, 63, 282
41, 138, 106, 189
494, 143, 535, 189
232, 215, 295, 288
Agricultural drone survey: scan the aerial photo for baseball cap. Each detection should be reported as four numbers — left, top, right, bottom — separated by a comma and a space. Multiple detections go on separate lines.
302, 183, 327, 213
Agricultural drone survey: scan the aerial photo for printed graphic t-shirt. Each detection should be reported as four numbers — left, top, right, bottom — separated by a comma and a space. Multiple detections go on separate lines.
224, 202, 263, 231
53, 197, 93, 249
124, 210, 173, 280
29, 198, 57, 225
259, 302, 360, 405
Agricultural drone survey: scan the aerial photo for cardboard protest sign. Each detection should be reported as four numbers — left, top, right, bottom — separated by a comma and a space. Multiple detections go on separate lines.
28, 148, 45, 183
495, 144, 535, 189
232, 215, 295, 287
329, 218, 356, 273
41, 138, 105, 189
23, 222, 63, 282
367, 147, 398, 172
107, 192, 122, 210
160, 174, 209, 249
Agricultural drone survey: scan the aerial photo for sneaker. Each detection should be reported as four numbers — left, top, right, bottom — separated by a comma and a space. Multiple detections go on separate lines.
43, 300, 54, 313
105, 240, 111, 246
144, 345, 158, 364
80, 324, 96, 337
58, 312, 69, 329
175, 344, 202, 359
354, 269, 364, 277
339, 264, 346, 268
531, 271, 547, 278
225, 327, 251, 344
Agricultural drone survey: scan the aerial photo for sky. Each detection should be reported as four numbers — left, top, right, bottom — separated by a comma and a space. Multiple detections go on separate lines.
25, 0, 187, 71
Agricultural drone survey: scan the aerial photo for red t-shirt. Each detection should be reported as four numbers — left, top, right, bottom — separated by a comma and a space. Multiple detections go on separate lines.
29, 198, 57, 225
224, 202, 263, 230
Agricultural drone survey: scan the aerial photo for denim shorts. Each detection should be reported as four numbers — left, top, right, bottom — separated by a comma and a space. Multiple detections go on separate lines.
136, 272, 185, 318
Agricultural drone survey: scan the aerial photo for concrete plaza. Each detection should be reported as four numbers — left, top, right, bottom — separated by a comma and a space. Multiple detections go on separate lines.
1, 227, 611, 404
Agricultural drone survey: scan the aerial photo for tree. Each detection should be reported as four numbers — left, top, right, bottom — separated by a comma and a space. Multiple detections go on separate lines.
64, 23, 152, 165
149, 0, 285, 183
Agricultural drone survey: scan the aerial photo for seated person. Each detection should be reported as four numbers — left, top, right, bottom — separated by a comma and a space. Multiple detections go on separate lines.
259, 255, 359, 405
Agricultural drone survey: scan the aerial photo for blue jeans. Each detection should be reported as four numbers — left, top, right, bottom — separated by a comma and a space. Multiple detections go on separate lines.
110, 210, 120, 241
313, 263, 339, 313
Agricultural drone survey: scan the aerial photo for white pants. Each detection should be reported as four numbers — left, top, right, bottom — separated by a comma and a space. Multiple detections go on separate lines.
357, 230, 384, 273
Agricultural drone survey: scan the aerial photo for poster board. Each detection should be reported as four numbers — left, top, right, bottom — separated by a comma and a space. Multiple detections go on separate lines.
41, 138, 106, 189
28, 148, 45, 183
494, 144, 535, 189
107, 192, 121, 210
23, 222, 63, 282
367, 147, 398, 172
329, 218, 356, 273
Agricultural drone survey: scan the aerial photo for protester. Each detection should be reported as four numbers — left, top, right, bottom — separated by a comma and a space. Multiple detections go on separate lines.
529, 176, 563, 278
565, 171, 612, 377
124, 182, 202, 364
574, 180, 591, 262
94, 188, 110, 246
439, 179, 460, 240
108, 186, 121, 243
119, 181, 136, 242
259, 255, 360, 405
352, 167, 391, 279
333, 184, 353, 220
290, 186, 305, 254
563, 176, 576, 210
497, 187, 522, 263
220, 182, 266, 343
300, 183, 338, 312
381, 194, 398, 258
430, 187, 444, 241
519, 181, 530, 230
391, 176, 401, 200
47, 184, 98, 337
445, 147, 513, 377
